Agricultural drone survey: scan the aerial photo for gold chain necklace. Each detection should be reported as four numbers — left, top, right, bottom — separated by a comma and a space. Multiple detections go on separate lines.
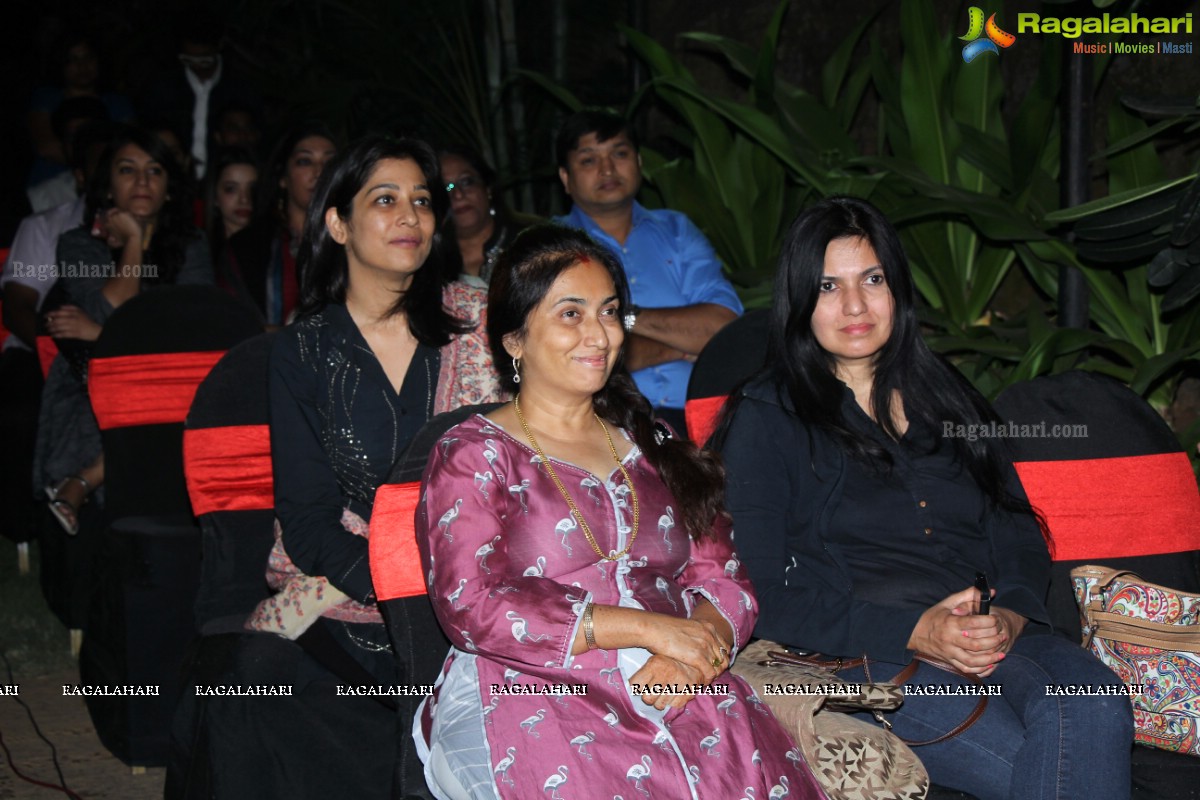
513, 394, 639, 561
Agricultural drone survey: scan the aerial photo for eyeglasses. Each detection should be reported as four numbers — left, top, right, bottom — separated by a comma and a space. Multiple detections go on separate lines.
444, 175, 481, 195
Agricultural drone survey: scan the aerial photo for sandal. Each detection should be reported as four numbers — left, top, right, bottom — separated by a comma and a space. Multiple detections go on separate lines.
45, 475, 90, 536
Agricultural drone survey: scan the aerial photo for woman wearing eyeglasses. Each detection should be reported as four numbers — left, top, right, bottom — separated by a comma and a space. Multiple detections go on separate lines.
438, 145, 530, 287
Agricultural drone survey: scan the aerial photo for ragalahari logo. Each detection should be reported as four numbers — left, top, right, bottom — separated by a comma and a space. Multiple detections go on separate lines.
960, 8, 1017, 62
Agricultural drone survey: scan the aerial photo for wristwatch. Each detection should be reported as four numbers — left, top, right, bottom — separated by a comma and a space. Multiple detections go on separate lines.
623, 304, 641, 331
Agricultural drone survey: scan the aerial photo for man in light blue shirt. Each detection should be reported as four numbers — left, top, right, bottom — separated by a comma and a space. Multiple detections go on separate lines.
553, 110, 742, 435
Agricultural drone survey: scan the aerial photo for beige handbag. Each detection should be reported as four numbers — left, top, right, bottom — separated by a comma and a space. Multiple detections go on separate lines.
734, 640, 930, 800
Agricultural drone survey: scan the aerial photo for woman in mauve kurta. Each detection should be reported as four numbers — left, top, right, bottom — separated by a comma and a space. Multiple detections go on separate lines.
414, 225, 823, 800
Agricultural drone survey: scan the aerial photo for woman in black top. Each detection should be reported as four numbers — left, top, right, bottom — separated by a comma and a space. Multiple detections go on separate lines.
198, 135, 501, 799
718, 197, 1132, 800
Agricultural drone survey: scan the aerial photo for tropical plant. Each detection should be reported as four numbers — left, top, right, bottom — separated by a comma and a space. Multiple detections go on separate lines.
1039, 97, 1200, 464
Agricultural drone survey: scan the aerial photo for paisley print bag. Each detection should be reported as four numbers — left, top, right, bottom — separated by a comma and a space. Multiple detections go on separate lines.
1071, 564, 1200, 756
734, 640, 929, 800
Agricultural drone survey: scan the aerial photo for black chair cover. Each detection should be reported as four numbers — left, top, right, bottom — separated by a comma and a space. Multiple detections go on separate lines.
82, 285, 261, 766
184, 332, 278, 631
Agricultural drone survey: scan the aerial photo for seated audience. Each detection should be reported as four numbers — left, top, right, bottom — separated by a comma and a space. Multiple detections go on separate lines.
27, 32, 133, 207
438, 145, 528, 287
553, 109, 741, 436
414, 224, 824, 800
204, 146, 259, 260
209, 100, 262, 153
196, 135, 501, 798
221, 121, 338, 326
136, 11, 258, 180
1, 118, 113, 541
718, 196, 1134, 800
36, 125, 212, 535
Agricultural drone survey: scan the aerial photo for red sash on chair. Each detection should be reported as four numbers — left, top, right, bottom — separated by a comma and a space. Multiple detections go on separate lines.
89, 351, 225, 430
369, 482, 428, 601
1015, 452, 1200, 561
183, 424, 274, 516
36, 335, 59, 379
685, 395, 729, 447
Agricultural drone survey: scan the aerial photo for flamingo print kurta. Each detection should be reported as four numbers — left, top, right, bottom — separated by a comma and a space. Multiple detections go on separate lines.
416, 414, 824, 800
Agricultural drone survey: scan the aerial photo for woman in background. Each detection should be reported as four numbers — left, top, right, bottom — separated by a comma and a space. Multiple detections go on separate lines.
39, 125, 211, 534
204, 146, 259, 259
438, 145, 528, 287
27, 32, 134, 205
222, 121, 337, 325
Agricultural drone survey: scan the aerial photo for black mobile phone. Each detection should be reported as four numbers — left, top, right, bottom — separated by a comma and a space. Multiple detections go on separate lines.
974, 571, 991, 615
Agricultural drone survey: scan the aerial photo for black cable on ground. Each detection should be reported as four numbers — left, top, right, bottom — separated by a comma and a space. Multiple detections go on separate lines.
0, 647, 84, 800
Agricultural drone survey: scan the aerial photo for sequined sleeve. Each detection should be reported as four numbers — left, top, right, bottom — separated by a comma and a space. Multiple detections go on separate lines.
269, 326, 375, 604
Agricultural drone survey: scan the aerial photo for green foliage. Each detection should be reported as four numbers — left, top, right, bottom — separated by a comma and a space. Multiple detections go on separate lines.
516, 0, 1197, 463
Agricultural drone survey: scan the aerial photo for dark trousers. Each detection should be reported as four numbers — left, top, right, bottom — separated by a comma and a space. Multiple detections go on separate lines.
0, 347, 43, 542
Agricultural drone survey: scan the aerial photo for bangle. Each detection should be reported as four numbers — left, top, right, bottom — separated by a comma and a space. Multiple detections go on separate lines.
583, 603, 597, 650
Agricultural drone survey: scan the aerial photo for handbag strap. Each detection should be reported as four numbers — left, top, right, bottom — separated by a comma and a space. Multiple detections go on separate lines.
890, 654, 988, 746
1071, 566, 1153, 648
765, 649, 988, 747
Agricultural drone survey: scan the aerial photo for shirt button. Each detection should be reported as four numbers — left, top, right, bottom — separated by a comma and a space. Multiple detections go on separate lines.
918, 500, 927, 508
924, 528, 932, 535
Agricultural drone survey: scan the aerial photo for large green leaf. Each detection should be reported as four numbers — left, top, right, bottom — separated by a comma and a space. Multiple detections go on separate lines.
1106, 103, 1166, 195
1130, 345, 1200, 395
820, 2, 886, 109
897, 0, 957, 185
678, 33, 758, 78
511, 68, 582, 112
1010, 37, 1062, 191
750, 0, 790, 114
1044, 175, 1196, 222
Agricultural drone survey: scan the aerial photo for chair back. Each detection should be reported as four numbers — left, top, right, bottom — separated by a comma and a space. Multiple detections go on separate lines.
370, 403, 503, 608
89, 285, 262, 520
368, 401, 501, 796
685, 309, 770, 445
184, 332, 277, 631
994, 370, 1200, 641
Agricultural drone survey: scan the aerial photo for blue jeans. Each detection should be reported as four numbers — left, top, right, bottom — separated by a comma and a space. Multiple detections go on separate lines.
839, 633, 1133, 800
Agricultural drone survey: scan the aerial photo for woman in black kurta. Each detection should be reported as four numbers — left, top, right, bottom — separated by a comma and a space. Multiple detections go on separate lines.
718, 197, 1133, 800
199, 136, 501, 799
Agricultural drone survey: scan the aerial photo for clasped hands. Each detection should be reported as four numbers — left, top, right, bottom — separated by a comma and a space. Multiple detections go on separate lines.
629, 616, 730, 712
908, 586, 1027, 677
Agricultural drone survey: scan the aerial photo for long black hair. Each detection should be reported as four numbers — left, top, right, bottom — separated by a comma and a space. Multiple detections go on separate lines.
84, 124, 198, 285
296, 135, 467, 346
729, 196, 1038, 519
488, 224, 725, 540
261, 120, 338, 230
203, 145, 259, 256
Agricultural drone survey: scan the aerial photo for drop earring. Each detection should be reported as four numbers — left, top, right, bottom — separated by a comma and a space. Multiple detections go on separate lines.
511, 357, 521, 384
